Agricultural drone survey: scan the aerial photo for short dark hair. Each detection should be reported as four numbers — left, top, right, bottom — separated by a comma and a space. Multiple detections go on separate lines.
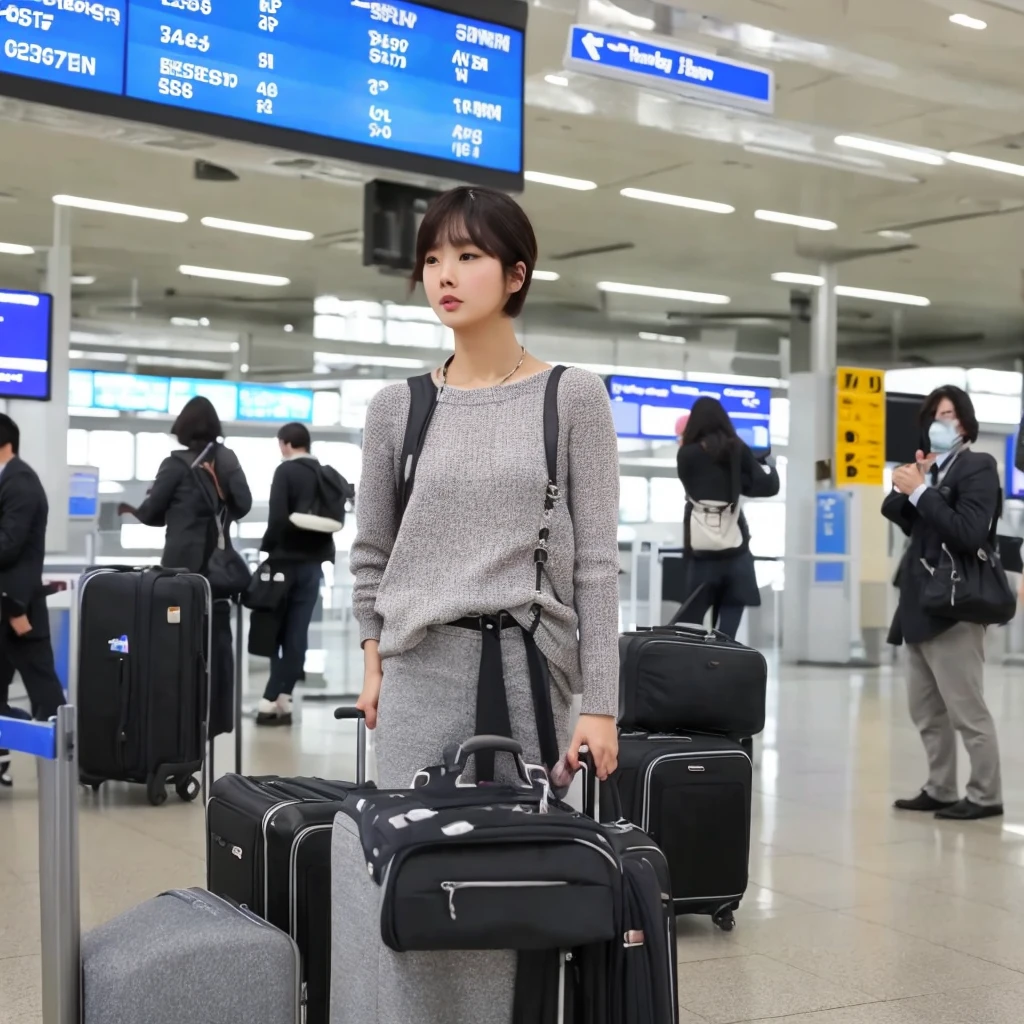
411, 186, 538, 318
171, 396, 222, 449
681, 397, 740, 464
0, 413, 19, 454
919, 385, 979, 443
278, 422, 311, 450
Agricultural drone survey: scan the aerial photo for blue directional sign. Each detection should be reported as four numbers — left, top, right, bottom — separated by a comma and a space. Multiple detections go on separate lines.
814, 492, 847, 585
565, 25, 773, 113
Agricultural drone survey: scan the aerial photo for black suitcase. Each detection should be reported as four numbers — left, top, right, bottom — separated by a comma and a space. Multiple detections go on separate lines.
78, 566, 210, 806
607, 732, 752, 931
618, 623, 767, 737
206, 709, 367, 1024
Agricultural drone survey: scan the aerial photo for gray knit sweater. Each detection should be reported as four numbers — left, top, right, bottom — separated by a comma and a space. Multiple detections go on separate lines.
350, 367, 621, 717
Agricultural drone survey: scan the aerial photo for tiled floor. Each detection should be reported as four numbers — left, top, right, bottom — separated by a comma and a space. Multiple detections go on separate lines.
5, 657, 1024, 1022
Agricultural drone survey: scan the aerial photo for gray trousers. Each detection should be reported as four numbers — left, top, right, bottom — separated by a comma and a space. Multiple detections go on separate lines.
906, 621, 1002, 807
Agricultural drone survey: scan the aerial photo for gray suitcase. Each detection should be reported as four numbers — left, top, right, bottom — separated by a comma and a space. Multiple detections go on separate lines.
83, 888, 301, 1024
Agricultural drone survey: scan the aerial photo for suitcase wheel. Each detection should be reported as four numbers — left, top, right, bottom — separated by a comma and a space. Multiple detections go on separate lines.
712, 908, 736, 932
175, 776, 201, 803
146, 779, 169, 807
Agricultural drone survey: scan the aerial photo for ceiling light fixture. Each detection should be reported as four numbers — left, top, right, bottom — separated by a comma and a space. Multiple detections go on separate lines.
835, 285, 930, 306
639, 332, 686, 344
544, 74, 569, 87
755, 209, 838, 231
53, 194, 188, 222
598, 281, 731, 305
946, 151, 1024, 176
620, 188, 735, 214
524, 171, 598, 191
949, 12, 986, 30
877, 229, 912, 240
532, 270, 560, 281
771, 272, 826, 286
178, 265, 290, 286
200, 216, 314, 241
71, 274, 97, 285
834, 135, 946, 166
284, 323, 295, 333
0, 242, 34, 255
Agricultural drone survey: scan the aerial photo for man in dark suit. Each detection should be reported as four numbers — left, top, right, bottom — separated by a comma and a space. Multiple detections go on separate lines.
883, 386, 1003, 821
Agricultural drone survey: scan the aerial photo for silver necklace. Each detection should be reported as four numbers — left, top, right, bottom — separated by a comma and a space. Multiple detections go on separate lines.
440, 345, 526, 391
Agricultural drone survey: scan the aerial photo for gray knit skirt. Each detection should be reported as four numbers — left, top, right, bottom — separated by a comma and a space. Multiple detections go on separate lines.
359, 623, 574, 1024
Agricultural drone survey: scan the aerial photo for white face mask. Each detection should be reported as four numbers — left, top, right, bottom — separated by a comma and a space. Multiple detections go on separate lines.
928, 418, 961, 453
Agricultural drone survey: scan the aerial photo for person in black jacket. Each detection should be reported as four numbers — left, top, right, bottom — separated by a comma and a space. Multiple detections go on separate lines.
256, 422, 333, 726
884, 386, 1003, 821
119, 397, 252, 737
675, 398, 779, 638
0, 414, 66, 783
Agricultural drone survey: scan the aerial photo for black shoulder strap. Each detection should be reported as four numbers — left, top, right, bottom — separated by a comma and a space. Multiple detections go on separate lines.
543, 365, 568, 495
728, 443, 742, 509
397, 373, 439, 523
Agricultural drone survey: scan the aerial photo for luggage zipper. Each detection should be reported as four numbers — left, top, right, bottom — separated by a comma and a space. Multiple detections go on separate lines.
440, 880, 568, 921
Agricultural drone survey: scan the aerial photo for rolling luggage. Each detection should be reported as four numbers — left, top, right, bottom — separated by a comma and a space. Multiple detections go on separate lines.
82, 888, 301, 1024
607, 731, 752, 931
206, 709, 367, 1024
618, 623, 766, 737
77, 566, 211, 806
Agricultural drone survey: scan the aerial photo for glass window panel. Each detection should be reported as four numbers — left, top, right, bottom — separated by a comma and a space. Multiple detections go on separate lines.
87, 431, 135, 481
67, 428, 88, 466
619, 476, 649, 523
226, 436, 279, 503
745, 502, 785, 559
312, 390, 341, 427
311, 441, 362, 487
135, 432, 175, 482
120, 523, 166, 550
650, 478, 682, 524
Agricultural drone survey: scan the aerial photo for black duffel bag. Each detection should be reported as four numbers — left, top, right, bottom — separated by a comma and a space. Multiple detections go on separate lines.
341, 736, 622, 954
619, 623, 767, 736
920, 540, 1017, 626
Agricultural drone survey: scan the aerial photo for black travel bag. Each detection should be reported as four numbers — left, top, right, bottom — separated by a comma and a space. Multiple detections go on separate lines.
78, 566, 210, 806
618, 623, 767, 737
205, 709, 368, 1024
606, 731, 752, 931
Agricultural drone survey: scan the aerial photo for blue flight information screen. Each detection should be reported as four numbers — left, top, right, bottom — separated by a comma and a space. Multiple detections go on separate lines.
0, 289, 53, 400
0, 0, 525, 176
608, 375, 772, 450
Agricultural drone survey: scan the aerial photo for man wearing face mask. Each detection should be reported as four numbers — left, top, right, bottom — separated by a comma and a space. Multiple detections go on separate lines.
883, 385, 1003, 821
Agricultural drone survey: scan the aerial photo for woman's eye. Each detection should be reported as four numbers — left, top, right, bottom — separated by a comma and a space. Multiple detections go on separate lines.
459, 252, 478, 261
425, 256, 439, 265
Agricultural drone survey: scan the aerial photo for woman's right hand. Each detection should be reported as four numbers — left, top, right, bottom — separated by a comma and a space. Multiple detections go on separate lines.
357, 641, 383, 729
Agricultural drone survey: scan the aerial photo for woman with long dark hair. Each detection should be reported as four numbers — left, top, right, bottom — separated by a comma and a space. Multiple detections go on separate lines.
348, 185, 621, 1022
675, 396, 779, 637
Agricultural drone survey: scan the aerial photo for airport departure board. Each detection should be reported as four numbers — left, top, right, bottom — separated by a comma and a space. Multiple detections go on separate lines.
0, 0, 526, 187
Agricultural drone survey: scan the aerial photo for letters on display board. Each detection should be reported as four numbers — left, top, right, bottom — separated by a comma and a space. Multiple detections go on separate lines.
0, 0, 526, 188
835, 366, 885, 486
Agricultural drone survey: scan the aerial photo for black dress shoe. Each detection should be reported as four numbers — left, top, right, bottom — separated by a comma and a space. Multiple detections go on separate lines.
935, 799, 1004, 821
894, 791, 958, 812
255, 711, 293, 727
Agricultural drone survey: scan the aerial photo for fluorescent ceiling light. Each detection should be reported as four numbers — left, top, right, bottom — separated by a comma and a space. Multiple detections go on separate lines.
170, 316, 211, 328
877, 229, 912, 240
533, 270, 560, 281
53, 194, 188, 222
598, 281, 731, 305
284, 323, 295, 333
639, 332, 686, 344
771, 272, 826, 286
178, 265, 290, 286
0, 242, 34, 255
313, 353, 428, 370
836, 285, 930, 306
755, 209, 837, 231
524, 171, 598, 191
947, 151, 1024, 177
71, 274, 96, 285
834, 135, 945, 166
544, 74, 569, 86
949, 12, 986, 29
620, 188, 734, 214
200, 216, 314, 241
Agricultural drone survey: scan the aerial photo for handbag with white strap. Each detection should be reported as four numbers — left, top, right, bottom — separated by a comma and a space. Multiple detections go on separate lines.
686, 446, 743, 553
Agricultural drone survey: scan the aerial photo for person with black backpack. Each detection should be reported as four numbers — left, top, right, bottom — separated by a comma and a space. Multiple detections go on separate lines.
257, 422, 353, 726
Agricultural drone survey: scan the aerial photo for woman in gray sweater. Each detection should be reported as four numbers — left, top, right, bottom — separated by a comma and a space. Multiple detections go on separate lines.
349, 185, 621, 1022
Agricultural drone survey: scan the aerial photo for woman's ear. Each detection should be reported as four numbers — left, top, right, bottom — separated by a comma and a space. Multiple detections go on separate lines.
507, 261, 527, 294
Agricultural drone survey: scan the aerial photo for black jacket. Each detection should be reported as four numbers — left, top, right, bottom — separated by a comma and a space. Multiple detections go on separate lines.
261, 456, 336, 564
882, 449, 1000, 646
0, 458, 49, 623
133, 444, 252, 574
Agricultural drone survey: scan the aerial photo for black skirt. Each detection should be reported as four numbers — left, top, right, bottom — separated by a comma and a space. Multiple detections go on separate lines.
681, 551, 762, 609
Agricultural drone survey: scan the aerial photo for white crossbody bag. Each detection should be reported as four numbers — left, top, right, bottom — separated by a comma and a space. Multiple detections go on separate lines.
686, 447, 743, 553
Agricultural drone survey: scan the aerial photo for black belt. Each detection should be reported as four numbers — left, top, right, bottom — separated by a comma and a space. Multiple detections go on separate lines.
446, 613, 559, 783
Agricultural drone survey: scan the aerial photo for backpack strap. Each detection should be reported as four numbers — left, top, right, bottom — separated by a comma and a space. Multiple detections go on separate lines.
397, 372, 440, 523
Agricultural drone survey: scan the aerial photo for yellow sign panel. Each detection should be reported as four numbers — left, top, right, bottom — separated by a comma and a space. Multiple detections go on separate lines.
835, 366, 886, 485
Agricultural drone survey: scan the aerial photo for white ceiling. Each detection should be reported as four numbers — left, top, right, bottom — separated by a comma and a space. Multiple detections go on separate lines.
1, 0, 1024, 371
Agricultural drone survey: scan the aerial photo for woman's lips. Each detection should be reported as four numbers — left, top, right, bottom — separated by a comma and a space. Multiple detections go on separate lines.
440, 296, 462, 312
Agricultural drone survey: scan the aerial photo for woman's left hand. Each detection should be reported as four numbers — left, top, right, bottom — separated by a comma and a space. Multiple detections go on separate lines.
567, 714, 618, 781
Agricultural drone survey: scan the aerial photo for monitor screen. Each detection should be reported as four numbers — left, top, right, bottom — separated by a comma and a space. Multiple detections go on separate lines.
237, 384, 314, 423
168, 378, 239, 423
0, 289, 52, 400
68, 466, 101, 521
885, 391, 925, 464
92, 371, 170, 413
0, 0, 527, 188
1006, 434, 1024, 500
607, 375, 772, 450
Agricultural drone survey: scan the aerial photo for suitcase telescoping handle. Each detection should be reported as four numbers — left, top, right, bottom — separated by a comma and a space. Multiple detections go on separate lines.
333, 707, 368, 785
579, 746, 625, 824
638, 622, 726, 642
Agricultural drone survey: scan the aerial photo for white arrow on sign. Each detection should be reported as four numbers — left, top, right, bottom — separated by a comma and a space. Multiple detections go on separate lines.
581, 31, 605, 61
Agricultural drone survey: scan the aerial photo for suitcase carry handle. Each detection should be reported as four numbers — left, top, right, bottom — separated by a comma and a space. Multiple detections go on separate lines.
333, 707, 368, 785
639, 622, 724, 641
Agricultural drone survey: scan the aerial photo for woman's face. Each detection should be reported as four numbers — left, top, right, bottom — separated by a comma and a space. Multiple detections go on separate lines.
934, 397, 965, 435
421, 233, 524, 328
